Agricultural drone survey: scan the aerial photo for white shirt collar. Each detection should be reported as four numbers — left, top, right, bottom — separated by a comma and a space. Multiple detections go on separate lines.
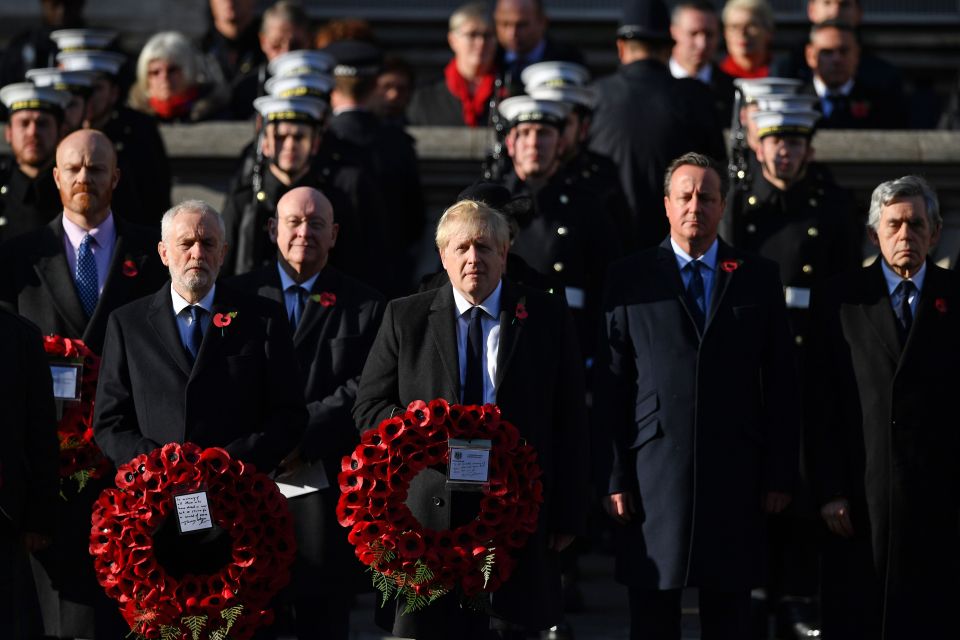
813, 75, 855, 98
880, 259, 926, 297
669, 58, 712, 84
452, 280, 503, 319
277, 262, 321, 294
171, 283, 216, 316
62, 210, 115, 249
670, 237, 719, 271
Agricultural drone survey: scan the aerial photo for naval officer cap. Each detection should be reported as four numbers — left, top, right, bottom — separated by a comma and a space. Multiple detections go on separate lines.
734, 77, 802, 104
26, 67, 96, 95
322, 40, 383, 77
498, 95, 571, 129
50, 28, 117, 52
754, 94, 819, 112
521, 61, 591, 90
527, 84, 597, 111
254, 95, 327, 124
57, 50, 126, 77
617, 0, 673, 43
0, 82, 70, 118
268, 50, 336, 78
751, 109, 821, 139
265, 73, 335, 99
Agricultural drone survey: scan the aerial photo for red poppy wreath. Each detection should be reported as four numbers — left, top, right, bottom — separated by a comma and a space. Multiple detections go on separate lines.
337, 399, 544, 612
43, 335, 112, 495
90, 442, 296, 640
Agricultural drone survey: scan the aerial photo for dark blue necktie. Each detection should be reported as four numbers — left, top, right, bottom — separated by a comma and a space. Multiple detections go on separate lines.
895, 280, 915, 339
685, 261, 706, 332
185, 306, 204, 364
75, 233, 99, 318
463, 307, 485, 405
288, 285, 305, 332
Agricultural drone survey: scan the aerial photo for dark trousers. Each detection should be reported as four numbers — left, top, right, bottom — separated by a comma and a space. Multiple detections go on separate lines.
628, 587, 751, 640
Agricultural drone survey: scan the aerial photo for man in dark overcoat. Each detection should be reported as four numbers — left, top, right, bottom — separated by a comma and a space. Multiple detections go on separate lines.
231, 187, 385, 640
594, 152, 800, 639
805, 175, 960, 639
93, 199, 305, 472
353, 198, 588, 639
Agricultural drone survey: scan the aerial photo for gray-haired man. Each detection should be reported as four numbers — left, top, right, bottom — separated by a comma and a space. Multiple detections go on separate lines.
806, 175, 960, 639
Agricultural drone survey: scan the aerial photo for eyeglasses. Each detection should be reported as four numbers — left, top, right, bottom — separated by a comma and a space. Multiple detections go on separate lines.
455, 29, 494, 41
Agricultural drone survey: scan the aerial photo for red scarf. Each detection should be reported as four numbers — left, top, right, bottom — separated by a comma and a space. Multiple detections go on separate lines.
148, 85, 200, 121
444, 59, 495, 127
719, 55, 769, 79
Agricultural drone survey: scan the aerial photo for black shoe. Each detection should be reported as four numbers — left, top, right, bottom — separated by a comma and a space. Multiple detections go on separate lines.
776, 599, 821, 639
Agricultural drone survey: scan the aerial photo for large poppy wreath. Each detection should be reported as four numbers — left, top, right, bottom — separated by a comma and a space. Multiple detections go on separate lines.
42, 335, 111, 494
90, 442, 296, 640
338, 399, 544, 612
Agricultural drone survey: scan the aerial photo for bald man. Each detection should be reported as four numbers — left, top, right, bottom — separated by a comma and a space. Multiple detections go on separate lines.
0, 129, 166, 639
230, 186, 384, 640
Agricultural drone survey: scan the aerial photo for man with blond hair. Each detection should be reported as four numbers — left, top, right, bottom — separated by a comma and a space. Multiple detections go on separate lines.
354, 198, 588, 639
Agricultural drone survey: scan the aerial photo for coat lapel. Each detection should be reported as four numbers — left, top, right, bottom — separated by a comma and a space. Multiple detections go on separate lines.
897, 260, 949, 372
33, 218, 87, 337
706, 240, 737, 331
495, 279, 522, 390
146, 285, 193, 376
427, 285, 461, 401
656, 239, 701, 337
296, 268, 337, 345
193, 287, 240, 378
858, 260, 902, 362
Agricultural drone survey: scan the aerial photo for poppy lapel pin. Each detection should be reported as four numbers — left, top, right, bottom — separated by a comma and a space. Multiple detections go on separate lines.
513, 297, 528, 325
121, 256, 138, 277
935, 298, 947, 314
212, 311, 238, 336
720, 259, 742, 273
311, 292, 336, 307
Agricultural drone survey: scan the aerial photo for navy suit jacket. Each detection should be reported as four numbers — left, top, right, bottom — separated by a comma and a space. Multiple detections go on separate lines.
595, 238, 800, 590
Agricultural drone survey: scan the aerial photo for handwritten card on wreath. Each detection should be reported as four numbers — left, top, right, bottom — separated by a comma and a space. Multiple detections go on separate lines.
448, 439, 492, 484
174, 491, 214, 533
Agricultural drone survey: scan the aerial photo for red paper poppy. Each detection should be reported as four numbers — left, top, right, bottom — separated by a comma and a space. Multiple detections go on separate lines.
720, 260, 741, 273
90, 443, 295, 640
121, 259, 139, 277
515, 302, 528, 321
338, 400, 543, 612
317, 291, 336, 307
935, 297, 948, 314
850, 101, 871, 118
213, 313, 233, 328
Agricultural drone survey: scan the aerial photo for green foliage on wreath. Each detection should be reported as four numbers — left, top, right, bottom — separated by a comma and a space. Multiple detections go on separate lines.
481, 548, 496, 588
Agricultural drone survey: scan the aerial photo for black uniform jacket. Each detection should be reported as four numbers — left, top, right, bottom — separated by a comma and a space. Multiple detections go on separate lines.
589, 59, 726, 248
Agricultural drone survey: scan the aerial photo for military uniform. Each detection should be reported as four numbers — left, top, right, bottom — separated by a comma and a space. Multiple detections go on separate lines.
221, 152, 388, 291
100, 106, 172, 227
500, 170, 621, 360
725, 166, 861, 345
0, 158, 60, 244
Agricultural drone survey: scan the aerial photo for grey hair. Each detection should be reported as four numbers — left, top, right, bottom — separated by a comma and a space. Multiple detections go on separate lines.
867, 176, 941, 231
663, 151, 729, 197
722, 0, 774, 33
449, 2, 492, 32
161, 200, 225, 243
136, 31, 198, 95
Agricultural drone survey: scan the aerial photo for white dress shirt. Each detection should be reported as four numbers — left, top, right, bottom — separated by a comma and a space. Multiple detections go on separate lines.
669, 58, 713, 84
62, 211, 116, 295
671, 237, 719, 312
813, 76, 855, 118
452, 281, 502, 404
171, 284, 216, 351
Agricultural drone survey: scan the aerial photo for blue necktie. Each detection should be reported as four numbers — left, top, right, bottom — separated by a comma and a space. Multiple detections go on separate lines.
463, 307, 485, 405
75, 233, 99, 318
895, 280, 915, 340
185, 306, 204, 363
288, 285, 305, 332
685, 261, 706, 332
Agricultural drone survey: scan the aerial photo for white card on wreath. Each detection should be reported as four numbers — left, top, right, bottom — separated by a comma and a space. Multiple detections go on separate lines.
174, 491, 214, 533
448, 441, 491, 483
